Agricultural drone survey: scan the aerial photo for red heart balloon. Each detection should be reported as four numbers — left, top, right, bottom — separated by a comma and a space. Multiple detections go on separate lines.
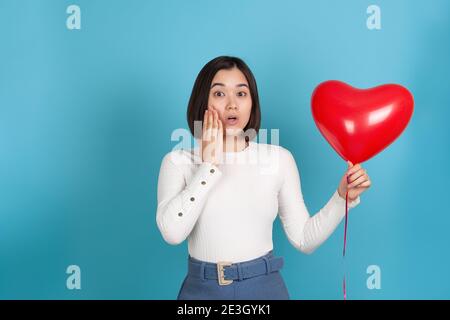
311, 80, 414, 163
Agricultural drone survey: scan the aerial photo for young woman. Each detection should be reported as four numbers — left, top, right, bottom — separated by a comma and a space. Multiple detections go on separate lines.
156, 56, 371, 300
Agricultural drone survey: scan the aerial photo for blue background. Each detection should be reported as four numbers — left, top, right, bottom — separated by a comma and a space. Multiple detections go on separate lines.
1, 0, 449, 299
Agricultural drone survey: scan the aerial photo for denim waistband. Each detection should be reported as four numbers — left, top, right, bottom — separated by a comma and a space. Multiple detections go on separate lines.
187, 251, 284, 281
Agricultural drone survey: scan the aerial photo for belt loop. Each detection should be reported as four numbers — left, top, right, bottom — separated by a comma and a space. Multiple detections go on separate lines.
237, 263, 244, 281
200, 262, 206, 281
262, 257, 271, 274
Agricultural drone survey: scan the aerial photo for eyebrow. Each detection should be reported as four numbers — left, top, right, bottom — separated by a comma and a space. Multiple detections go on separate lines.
210, 82, 249, 89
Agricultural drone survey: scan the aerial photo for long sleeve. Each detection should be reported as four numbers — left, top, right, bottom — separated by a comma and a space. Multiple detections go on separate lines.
156, 152, 223, 245
277, 149, 360, 254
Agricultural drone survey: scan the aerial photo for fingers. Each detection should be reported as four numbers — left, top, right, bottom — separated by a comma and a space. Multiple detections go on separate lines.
209, 106, 221, 137
212, 108, 218, 131
201, 106, 223, 165
347, 163, 361, 176
208, 107, 213, 130
202, 109, 208, 134
218, 114, 223, 136
203, 109, 211, 142
348, 168, 365, 184
358, 180, 371, 188
348, 172, 371, 188
212, 107, 224, 160
347, 160, 353, 169
348, 174, 365, 188
346, 161, 372, 189
212, 107, 218, 129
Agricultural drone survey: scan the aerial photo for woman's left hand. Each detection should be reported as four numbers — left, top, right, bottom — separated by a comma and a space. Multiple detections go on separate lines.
338, 161, 372, 201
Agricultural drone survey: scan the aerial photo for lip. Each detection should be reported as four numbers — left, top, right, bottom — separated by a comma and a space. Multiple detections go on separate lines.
225, 118, 238, 125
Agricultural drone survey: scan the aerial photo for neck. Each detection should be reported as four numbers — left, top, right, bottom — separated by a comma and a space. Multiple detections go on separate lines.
223, 135, 248, 153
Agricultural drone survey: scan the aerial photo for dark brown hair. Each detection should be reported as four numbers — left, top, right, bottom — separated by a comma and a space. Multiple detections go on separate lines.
187, 56, 261, 141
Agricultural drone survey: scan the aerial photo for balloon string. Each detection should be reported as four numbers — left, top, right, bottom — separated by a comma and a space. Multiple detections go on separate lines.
343, 190, 349, 300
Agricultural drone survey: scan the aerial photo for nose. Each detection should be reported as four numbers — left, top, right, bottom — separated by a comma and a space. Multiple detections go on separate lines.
225, 97, 238, 111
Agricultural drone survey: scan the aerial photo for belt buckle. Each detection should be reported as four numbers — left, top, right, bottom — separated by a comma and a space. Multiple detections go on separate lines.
217, 261, 233, 286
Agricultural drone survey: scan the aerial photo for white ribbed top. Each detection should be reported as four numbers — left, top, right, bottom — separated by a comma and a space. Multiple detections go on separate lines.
156, 141, 360, 263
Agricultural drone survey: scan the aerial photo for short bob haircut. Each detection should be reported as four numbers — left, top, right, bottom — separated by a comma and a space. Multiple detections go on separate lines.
187, 56, 261, 142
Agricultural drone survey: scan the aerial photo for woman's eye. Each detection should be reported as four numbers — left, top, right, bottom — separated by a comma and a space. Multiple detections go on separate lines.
237, 91, 247, 97
214, 91, 225, 97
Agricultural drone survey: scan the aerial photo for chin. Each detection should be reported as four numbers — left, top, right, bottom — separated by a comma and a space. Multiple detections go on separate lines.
225, 126, 243, 133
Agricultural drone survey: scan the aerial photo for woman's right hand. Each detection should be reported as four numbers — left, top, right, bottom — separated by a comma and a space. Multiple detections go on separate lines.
202, 106, 223, 166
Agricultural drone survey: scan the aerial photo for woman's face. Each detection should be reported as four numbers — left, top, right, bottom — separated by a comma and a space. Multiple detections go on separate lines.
208, 67, 252, 135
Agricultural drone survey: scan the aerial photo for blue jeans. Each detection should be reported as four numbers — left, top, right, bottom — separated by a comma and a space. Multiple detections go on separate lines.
177, 251, 290, 300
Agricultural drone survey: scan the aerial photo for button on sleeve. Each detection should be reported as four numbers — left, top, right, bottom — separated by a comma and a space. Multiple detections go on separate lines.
156, 154, 222, 245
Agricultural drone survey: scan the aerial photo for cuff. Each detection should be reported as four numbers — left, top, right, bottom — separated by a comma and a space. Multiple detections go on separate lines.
182, 162, 223, 213
332, 190, 360, 209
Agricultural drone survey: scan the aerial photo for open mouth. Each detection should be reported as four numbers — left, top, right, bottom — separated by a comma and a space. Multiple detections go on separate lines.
226, 116, 238, 125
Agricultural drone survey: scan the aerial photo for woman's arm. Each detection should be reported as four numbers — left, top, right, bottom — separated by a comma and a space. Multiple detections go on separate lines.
157, 107, 224, 245
156, 152, 222, 245
277, 148, 360, 254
